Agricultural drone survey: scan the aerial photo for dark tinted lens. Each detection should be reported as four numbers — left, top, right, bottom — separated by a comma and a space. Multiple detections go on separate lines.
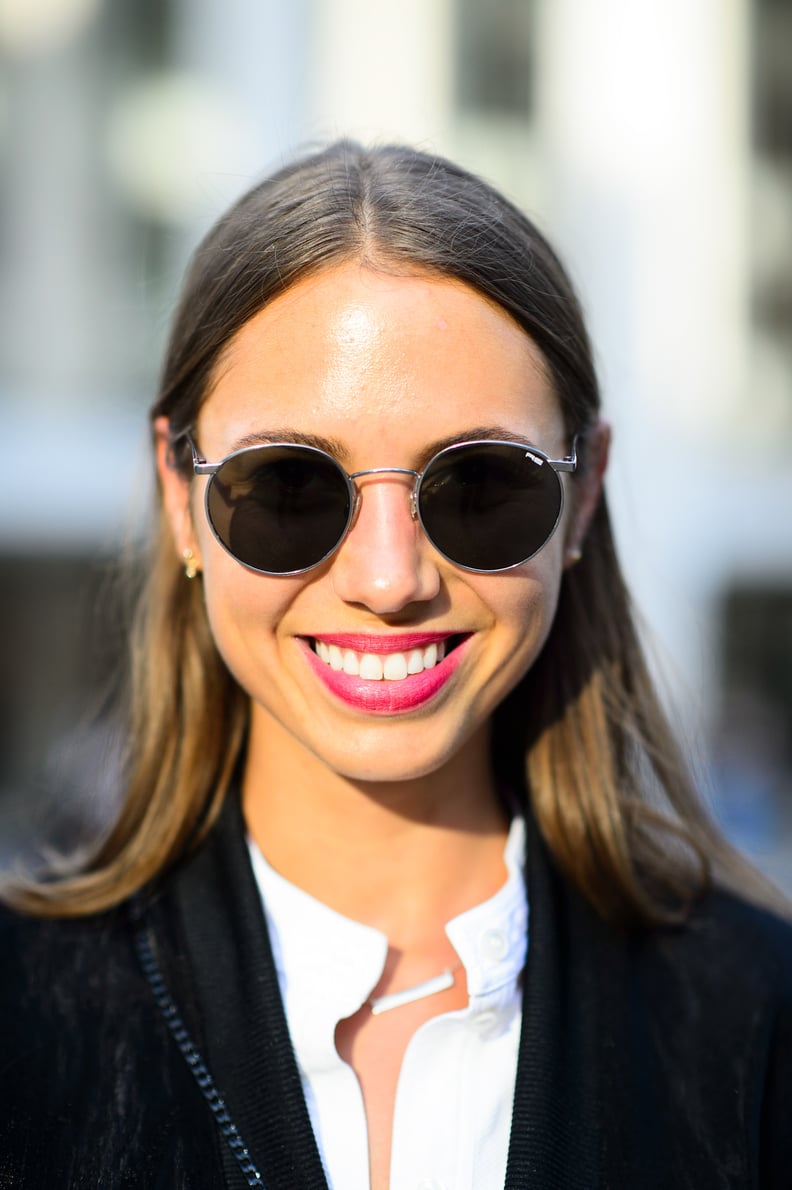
206, 445, 352, 573
418, 443, 563, 570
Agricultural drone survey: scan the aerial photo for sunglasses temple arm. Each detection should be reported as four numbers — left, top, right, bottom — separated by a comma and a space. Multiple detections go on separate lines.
549, 434, 579, 474
172, 430, 217, 476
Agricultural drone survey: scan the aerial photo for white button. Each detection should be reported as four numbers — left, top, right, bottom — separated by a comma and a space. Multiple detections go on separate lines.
481, 927, 508, 961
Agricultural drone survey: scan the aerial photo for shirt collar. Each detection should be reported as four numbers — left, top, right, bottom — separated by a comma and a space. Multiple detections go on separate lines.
445, 816, 527, 1002
247, 817, 527, 1069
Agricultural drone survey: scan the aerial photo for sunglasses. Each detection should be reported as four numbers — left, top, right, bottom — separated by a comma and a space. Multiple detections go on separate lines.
180, 433, 578, 576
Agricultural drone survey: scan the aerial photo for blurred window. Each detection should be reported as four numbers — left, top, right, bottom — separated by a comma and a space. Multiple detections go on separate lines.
753, 0, 792, 160
0, 553, 128, 860
711, 583, 792, 872
454, 0, 537, 117
750, 0, 792, 434
721, 584, 792, 743
0, 0, 176, 416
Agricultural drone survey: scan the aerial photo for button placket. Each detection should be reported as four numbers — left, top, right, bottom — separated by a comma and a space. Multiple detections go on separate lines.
472, 1009, 497, 1032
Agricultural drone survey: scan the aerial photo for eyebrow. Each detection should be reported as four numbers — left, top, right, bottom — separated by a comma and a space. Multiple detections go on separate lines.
223, 424, 554, 469
412, 426, 551, 469
227, 428, 351, 462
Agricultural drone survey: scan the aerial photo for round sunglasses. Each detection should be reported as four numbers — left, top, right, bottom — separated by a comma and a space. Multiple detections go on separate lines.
180, 433, 578, 576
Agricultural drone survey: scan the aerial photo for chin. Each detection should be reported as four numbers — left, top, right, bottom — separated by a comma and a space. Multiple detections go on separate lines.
318, 744, 448, 785
310, 719, 482, 787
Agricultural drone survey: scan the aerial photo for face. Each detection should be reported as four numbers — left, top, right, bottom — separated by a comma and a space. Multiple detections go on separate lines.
158, 263, 603, 786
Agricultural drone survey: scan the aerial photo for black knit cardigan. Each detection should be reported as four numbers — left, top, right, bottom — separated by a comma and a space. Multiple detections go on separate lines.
2, 791, 791, 1189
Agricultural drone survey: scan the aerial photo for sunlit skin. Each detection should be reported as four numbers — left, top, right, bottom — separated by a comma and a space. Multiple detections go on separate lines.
156, 262, 607, 1190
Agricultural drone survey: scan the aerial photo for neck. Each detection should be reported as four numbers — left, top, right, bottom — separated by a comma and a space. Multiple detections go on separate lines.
241, 719, 509, 948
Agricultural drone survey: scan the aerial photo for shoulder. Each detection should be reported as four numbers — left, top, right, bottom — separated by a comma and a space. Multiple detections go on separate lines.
0, 895, 226, 1184
0, 898, 141, 1105
629, 888, 792, 1113
659, 890, 792, 1178
0, 896, 142, 1026
616, 888, 792, 1051
0, 893, 129, 954
648, 887, 792, 1001
567, 880, 792, 1078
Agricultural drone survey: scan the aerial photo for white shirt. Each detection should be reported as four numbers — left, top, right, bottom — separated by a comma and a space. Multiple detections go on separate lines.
248, 819, 527, 1190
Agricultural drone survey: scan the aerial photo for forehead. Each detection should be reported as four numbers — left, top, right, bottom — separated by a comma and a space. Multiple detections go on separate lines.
198, 263, 563, 458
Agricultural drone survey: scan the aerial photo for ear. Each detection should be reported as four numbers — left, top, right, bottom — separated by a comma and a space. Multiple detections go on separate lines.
563, 419, 610, 569
153, 416, 203, 571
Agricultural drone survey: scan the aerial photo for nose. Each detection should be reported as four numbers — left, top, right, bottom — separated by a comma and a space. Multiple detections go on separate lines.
329, 474, 441, 613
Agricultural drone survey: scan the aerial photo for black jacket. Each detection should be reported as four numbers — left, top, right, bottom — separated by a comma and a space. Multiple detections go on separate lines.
2, 793, 791, 1189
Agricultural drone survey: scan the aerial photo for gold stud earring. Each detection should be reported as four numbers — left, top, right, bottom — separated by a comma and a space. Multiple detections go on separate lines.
565, 546, 583, 566
183, 548, 199, 579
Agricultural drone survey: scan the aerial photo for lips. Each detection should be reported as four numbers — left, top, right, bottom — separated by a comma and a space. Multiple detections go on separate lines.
300, 632, 470, 714
310, 631, 454, 654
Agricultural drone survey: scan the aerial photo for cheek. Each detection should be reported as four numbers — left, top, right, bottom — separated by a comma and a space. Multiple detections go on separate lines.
516, 551, 564, 646
506, 569, 563, 663
197, 546, 302, 689
473, 555, 565, 696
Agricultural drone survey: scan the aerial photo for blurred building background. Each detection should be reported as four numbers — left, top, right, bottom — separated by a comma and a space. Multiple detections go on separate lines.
1, 0, 790, 887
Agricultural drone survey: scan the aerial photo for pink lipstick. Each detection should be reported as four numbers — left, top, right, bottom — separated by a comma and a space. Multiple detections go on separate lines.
300, 632, 470, 714
310, 631, 453, 654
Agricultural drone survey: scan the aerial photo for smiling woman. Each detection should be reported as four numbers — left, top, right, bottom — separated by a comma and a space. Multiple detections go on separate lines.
2, 142, 791, 1190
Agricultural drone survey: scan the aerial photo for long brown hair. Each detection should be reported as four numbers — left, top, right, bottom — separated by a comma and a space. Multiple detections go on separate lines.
7, 141, 784, 922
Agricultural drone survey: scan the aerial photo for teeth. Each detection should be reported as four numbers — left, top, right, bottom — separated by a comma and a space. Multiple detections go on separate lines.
313, 639, 448, 681
359, 653, 384, 680
328, 644, 343, 670
406, 648, 424, 674
342, 649, 358, 675
383, 653, 408, 681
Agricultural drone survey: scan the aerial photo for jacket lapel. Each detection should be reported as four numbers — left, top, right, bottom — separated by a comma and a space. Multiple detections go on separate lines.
504, 814, 602, 1187
146, 794, 330, 1190
505, 818, 661, 1189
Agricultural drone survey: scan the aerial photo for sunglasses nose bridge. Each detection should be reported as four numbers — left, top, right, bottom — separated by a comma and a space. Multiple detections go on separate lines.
347, 466, 421, 521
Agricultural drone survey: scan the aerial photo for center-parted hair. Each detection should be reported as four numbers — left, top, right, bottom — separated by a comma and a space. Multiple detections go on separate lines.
9, 140, 777, 922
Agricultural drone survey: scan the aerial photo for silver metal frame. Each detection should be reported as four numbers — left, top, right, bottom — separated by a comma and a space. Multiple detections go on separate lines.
182, 432, 578, 576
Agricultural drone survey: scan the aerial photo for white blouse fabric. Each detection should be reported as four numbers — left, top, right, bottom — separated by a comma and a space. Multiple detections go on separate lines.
247, 818, 527, 1190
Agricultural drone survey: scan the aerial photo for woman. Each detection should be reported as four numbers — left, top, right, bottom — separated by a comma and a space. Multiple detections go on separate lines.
1, 141, 791, 1189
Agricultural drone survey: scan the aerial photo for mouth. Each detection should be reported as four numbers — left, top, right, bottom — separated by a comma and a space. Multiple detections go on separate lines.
308, 633, 468, 682
300, 632, 471, 713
